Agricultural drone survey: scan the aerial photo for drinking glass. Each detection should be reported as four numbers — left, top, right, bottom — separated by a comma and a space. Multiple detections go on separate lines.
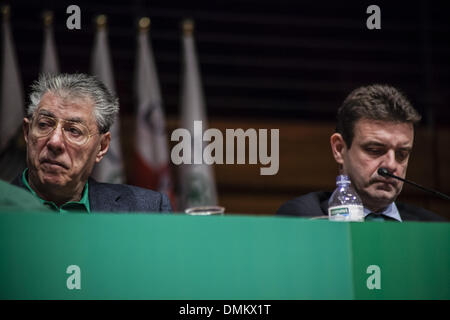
184, 206, 225, 216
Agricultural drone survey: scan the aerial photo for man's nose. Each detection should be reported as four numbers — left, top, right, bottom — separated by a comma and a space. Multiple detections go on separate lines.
381, 150, 397, 173
46, 124, 66, 154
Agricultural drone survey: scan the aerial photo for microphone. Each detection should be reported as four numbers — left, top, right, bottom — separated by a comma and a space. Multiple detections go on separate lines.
377, 167, 450, 201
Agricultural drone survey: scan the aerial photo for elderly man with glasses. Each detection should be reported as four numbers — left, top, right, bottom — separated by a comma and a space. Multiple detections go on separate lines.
11, 73, 172, 213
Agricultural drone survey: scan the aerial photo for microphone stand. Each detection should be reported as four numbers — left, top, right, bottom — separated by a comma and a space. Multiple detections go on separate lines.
378, 168, 450, 201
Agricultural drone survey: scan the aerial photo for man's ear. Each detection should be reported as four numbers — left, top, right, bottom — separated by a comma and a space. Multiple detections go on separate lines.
330, 133, 347, 165
95, 132, 111, 163
23, 117, 30, 144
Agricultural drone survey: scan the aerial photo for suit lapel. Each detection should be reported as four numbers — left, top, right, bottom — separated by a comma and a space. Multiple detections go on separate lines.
319, 191, 331, 216
88, 178, 122, 212
320, 198, 329, 216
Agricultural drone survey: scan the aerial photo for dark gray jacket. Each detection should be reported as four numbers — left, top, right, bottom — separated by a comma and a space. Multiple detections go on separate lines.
11, 174, 172, 213
276, 191, 447, 222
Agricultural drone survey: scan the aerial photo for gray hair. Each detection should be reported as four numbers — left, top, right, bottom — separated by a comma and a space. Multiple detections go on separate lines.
27, 73, 119, 133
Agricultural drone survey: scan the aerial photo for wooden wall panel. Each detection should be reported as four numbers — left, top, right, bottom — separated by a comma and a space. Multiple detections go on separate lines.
208, 119, 337, 191
120, 116, 450, 217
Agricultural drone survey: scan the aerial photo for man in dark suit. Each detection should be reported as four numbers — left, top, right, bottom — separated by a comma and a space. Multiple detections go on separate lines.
11, 73, 171, 213
277, 84, 446, 222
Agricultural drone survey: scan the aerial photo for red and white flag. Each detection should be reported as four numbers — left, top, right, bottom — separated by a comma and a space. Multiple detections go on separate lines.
130, 18, 174, 207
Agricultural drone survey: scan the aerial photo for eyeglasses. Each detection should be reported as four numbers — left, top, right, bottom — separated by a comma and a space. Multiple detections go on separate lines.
30, 114, 99, 146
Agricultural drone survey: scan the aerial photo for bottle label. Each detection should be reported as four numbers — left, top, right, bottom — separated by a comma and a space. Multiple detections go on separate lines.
328, 205, 364, 222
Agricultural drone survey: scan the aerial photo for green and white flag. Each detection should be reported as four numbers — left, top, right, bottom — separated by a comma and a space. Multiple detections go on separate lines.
178, 19, 218, 210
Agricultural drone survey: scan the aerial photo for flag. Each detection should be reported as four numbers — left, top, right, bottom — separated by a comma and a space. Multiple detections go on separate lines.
0, 6, 26, 181
130, 17, 175, 207
90, 15, 124, 184
178, 19, 218, 210
40, 11, 59, 75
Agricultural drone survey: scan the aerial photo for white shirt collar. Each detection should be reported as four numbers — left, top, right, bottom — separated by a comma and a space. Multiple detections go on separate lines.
363, 202, 402, 222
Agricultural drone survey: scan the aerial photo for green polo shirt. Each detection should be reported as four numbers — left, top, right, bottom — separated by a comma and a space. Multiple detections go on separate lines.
22, 169, 90, 213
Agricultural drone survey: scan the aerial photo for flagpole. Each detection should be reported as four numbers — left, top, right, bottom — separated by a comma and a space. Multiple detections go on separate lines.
42, 10, 53, 28
182, 18, 194, 37
138, 17, 150, 33
95, 14, 107, 31
1, 6, 9, 21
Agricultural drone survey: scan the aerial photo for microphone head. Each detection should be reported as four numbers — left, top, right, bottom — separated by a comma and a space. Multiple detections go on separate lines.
378, 167, 389, 177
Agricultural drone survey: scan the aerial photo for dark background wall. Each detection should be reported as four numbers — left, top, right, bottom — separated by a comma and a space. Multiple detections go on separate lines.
8, 0, 450, 123
3, 0, 450, 217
